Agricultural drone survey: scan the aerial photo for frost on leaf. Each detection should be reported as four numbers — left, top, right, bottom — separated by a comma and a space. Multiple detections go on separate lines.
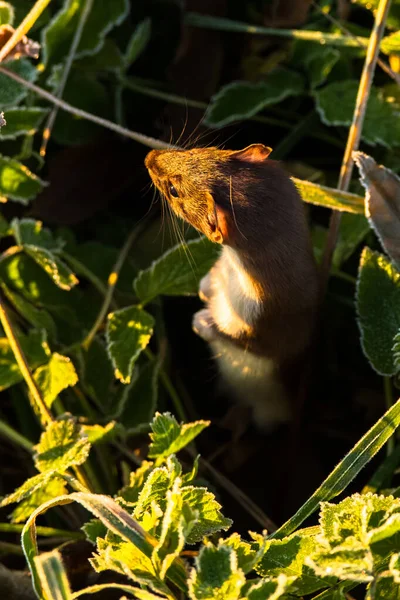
34, 418, 91, 473
356, 248, 400, 375
106, 305, 154, 384
148, 412, 210, 459
188, 542, 246, 600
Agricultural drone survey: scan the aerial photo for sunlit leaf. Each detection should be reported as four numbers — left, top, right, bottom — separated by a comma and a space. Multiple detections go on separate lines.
356, 248, 400, 375
0, 470, 57, 508
134, 237, 220, 305
0, 329, 50, 391
0, 2, 14, 25
223, 533, 267, 575
119, 461, 155, 505
0, 155, 46, 204
293, 178, 364, 214
124, 18, 151, 68
246, 574, 296, 599
354, 152, 400, 269
42, 0, 130, 65
315, 81, 400, 147
81, 422, 117, 445
381, 30, 400, 55
23, 246, 78, 290
34, 549, 72, 600
0, 59, 37, 107
34, 418, 91, 473
148, 412, 210, 459
106, 305, 155, 384
33, 353, 78, 408
1, 283, 57, 339
11, 476, 67, 524
188, 542, 245, 600
291, 40, 340, 88
205, 68, 304, 127
0, 107, 49, 140
181, 485, 232, 543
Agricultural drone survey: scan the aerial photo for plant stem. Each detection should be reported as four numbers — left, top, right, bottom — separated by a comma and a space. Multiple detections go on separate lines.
0, 295, 53, 425
145, 347, 187, 422
0, 0, 51, 63
40, 0, 95, 157
82, 224, 145, 349
0, 66, 172, 151
0, 419, 33, 452
61, 251, 116, 307
320, 0, 392, 292
0, 523, 84, 539
185, 13, 367, 47
384, 376, 395, 455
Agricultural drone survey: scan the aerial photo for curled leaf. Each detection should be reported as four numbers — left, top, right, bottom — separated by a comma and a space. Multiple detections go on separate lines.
353, 151, 400, 269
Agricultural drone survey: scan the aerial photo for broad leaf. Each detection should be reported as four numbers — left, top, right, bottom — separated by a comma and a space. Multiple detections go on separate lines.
124, 18, 151, 68
81, 422, 117, 445
0, 107, 49, 140
356, 248, 400, 375
34, 418, 91, 473
205, 68, 304, 127
106, 305, 155, 383
354, 152, 400, 269
0, 470, 57, 508
381, 31, 400, 56
247, 574, 296, 599
75, 38, 123, 72
0, 59, 37, 107
181, 485, 232, 543
148, 412, 210, 459
307, 548, 374, 583
134, 237, 220, 304
315, 81, 400, 147
293, 178, 364, 214
119, 461, 155, 505
33, 353, 78, 408
34, 550, 73, 600
11, 218, 63, 251
333, 213, 370, 268
223, 533, 267, 575
11, 476, 67, 523
0, 329, 50, 391
42, 0, 130, 65
0, 2, 14, 25
117, 358, 160, 432
1, 283, 57, 339
256, 534, 331, 595
290, 40, 340, 88
22, 246, 78, 290
0, 156, 46, 204
188, 542, 245, 600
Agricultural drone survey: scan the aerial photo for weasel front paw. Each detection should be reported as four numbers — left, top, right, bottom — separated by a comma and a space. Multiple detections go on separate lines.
193, 308, 216, 342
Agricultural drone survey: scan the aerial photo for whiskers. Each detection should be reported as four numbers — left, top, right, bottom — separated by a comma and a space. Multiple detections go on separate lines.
229, 175, 247, 240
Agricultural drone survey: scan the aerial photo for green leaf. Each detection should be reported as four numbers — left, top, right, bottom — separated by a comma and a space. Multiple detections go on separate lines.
291, 40, 340, 88
81, 338, 115, 413
0, 212, 9, 238
1, 283, 57, 339
356, 248, 400, 375
42, 0, 130, 65
381, 31, 400, 56
0, 329, 50, 391
315, 81, 400, 147
34, 418, 91, 473
148, 412, 210, 459
11, 476, 67, 523
0, 59, 37, 107
188, 542, 245, 600
354, 152, 400, 270
81, 422, 117, 445
223, 533, 267, 575
82, 518, 107, 544
124, 18, 151, 68
270, 398, 400, 539
134, 466, 173, 521
134, 237, 220, 305
34, 549, 73, 600
332, 213, 370, 268
352, 0, 400, 30
0, 107, 49, 140
21, 492, 188, 596
292, 178, 364, 214
205, 68, 304, 128
256, 534, 331, 595
246, 574, 296, 599
0, 470, 57, 508
75, 38, 123, 72
33, 353, 78, 408
119, 461, 155, 505
152, 478, 196, 580
0, 2, 14, 25
0, 156, 46, 204
106, 305, 155, 384
307, 548, 374, 583
118, 358, 160, 432
181, 486, 232, 543
23, 246, 79, 290
371, 572, 400, 599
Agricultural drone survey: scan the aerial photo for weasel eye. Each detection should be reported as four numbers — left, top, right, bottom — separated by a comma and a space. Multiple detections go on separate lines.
169, 184, 179, 198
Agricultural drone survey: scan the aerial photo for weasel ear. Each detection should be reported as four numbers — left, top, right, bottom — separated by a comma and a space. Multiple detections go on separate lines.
206, 191, 228, 244
230, 143, 272, 163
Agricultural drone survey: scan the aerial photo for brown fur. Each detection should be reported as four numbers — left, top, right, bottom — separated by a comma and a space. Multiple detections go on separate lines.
145, 144, 319, 428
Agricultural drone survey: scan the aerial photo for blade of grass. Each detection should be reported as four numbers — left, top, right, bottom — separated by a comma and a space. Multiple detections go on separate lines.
0, 523, 83, 539
34, 549, 73, 600
0, 419, 33, 452
0, 0, 51, 63
185, 13, 367, 48
270, 397, 400, 539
